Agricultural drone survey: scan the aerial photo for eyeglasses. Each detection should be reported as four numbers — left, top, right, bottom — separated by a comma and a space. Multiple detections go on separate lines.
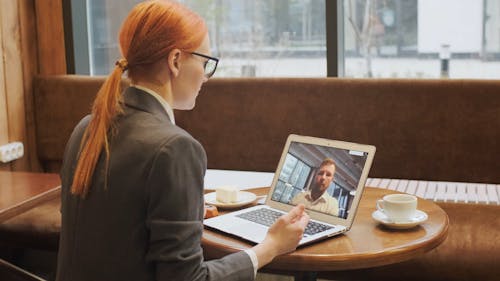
190, 52, 219, 78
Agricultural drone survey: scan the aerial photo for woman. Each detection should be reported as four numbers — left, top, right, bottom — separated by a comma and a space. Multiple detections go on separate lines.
56, 1, 309, 280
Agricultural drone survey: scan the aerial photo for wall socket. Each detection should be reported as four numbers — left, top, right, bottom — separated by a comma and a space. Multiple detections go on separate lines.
0, 142, 24, 163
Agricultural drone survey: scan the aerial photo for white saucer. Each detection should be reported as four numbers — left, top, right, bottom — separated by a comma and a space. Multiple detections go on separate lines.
204, 191, 257, 209
372, 210, 428, 229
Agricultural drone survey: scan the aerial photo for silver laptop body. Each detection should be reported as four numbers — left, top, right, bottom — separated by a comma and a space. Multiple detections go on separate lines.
204, 134, 376, 246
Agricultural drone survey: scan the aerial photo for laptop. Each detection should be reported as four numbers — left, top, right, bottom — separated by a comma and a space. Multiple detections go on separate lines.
204, 134, 376, 246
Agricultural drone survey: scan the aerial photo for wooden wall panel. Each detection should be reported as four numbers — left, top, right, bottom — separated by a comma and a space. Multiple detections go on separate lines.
19, 0, 41, 171
0, 0, 12, 171
0, 0, 65, 172
1, 1, 30, 171
35, 0, 66, 75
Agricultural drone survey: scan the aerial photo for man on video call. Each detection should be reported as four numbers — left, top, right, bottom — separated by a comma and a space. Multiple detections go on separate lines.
290, 158, 339, 216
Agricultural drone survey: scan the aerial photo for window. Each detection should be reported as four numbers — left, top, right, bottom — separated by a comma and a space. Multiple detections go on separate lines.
67, 0, 500, 79
343, 0, 500, 78
273, 154, 312, 203
183, 0, 327, 77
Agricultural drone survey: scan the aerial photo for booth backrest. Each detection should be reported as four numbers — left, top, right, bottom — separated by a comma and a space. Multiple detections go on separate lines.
34, 75, 500, 183
34, 75, 127, 172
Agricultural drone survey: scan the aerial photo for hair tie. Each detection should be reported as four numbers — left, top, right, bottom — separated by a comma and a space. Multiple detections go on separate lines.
115, 58, 129, 71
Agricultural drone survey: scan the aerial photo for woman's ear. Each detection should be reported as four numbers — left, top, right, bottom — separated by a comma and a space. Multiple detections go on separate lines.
167, 49, 182, 77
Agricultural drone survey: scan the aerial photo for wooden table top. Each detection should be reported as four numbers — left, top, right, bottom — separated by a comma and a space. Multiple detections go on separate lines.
0, 171, 61, 222
202, 187, 449, 272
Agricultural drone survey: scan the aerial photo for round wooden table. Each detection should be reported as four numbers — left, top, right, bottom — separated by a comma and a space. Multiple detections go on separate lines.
202, 187, 449, 280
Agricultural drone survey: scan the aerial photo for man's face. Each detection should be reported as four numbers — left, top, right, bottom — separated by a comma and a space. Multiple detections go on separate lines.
312, 164, 335, 194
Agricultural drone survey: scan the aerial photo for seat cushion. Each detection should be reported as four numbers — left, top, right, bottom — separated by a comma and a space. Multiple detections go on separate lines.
0, 197, 61, 251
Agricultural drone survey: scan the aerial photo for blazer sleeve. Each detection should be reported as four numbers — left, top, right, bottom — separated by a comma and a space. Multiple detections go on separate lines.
144, 134, 255, 281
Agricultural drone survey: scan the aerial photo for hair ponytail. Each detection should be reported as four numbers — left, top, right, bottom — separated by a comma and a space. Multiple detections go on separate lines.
71, 63, 126, 197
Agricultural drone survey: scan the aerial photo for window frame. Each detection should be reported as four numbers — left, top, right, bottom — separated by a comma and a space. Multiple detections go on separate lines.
64, 0, 92, 75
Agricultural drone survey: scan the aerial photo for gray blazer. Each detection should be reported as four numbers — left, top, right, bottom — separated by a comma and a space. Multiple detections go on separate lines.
56, 87, 254, 281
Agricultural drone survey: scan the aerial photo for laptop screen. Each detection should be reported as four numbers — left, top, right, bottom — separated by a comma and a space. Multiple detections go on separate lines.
269, 141, 368, 219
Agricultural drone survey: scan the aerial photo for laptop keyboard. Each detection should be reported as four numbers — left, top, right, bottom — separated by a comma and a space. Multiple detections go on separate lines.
235, 208, 333, 236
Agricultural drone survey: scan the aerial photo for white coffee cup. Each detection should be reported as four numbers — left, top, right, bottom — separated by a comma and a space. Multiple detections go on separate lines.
376, 194, 417, 222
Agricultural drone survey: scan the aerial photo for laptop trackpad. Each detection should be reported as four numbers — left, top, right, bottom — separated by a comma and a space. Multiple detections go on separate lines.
227, 222, 268, 243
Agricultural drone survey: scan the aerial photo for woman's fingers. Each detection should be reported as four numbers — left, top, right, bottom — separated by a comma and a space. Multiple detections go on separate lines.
284, 204, 306, 223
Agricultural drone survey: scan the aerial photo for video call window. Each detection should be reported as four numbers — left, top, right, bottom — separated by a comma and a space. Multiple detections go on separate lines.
271, 142, 368, 219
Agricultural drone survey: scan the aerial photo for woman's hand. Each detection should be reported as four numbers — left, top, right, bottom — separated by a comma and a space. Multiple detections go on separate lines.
252, 204, 309, 268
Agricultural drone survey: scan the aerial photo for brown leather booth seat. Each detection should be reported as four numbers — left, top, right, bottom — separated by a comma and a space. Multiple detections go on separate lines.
32, 76, 500, 183
1, 75, 499, 280
0, 197, 60, 251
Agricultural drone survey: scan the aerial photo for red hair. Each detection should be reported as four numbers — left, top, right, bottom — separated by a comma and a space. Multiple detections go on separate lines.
71, 0, 207, 197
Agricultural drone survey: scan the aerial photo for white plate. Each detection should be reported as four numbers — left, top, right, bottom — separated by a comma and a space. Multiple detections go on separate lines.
372, 210, 428, 229
204, 191, 257, 209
